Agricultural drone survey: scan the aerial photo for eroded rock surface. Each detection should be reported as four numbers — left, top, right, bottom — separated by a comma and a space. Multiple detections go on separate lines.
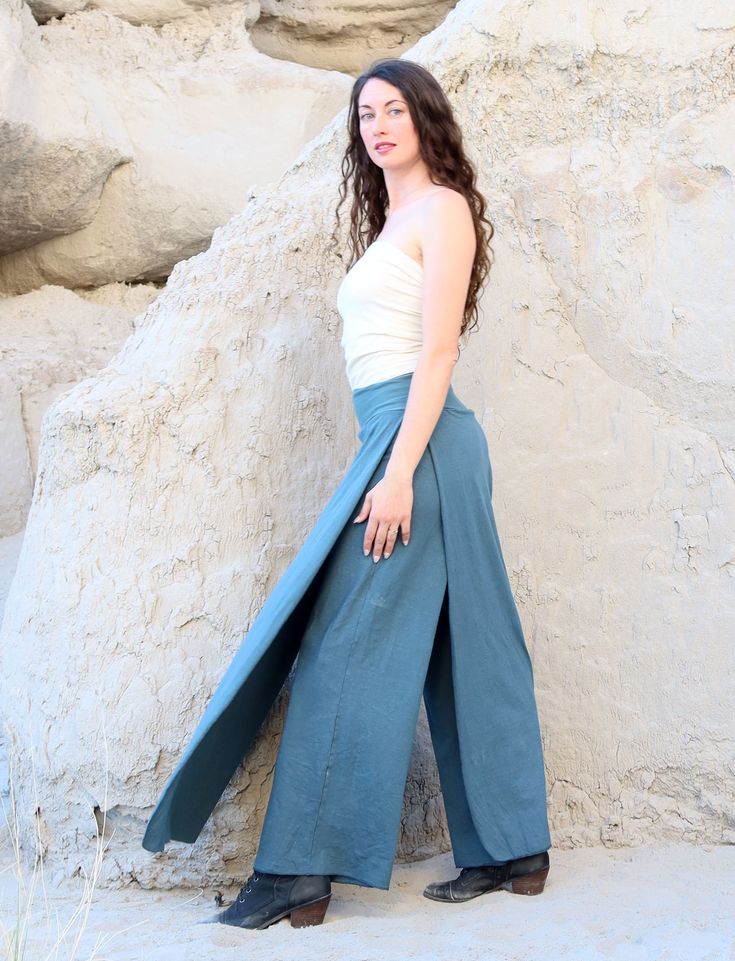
0, 0, 127, 256
26, 0, 259, 27
0, 282, 161, 535
1, 0, 733, 888
0, 3, 352, 293
251, 0, 459, 73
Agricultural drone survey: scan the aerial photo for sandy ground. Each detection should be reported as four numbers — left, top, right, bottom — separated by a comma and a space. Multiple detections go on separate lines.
1, 843, 733, 961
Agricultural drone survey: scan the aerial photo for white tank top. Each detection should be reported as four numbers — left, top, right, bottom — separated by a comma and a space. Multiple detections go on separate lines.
336, 240, 424, 390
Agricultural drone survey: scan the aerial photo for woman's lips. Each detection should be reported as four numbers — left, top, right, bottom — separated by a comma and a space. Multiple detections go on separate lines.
375, 143, 395, 153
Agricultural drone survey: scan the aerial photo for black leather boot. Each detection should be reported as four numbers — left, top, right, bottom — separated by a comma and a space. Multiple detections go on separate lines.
203, 870, 332, 929
423, 850, 550, 902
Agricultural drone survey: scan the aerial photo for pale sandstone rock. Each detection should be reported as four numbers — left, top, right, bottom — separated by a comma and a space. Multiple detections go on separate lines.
250, 0, 458, 73
0, 0, 733, 889
0, 0, 128, 255
0, 282, 160, 536
27, 0, 259, 28
0, 5, 352, 293
0, 375, 32, 538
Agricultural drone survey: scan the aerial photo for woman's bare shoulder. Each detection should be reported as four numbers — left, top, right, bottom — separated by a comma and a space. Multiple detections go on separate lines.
425, 184, 471, 211
421, 187, 474, 240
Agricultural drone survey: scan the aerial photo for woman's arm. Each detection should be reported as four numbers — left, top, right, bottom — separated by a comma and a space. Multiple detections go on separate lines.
353, 189, 476, 562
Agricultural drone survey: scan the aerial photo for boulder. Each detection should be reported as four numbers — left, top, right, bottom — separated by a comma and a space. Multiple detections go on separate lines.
251, 0, 458, 73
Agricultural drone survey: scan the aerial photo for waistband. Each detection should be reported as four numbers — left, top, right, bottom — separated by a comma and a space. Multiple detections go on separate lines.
352, 371, 469, 429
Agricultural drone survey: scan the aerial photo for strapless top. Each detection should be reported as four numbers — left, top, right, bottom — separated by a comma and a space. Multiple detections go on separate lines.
336, 240, 424, 391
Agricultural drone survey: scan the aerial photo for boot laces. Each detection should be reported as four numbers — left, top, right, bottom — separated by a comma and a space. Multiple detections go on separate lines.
238, 870, 261, 900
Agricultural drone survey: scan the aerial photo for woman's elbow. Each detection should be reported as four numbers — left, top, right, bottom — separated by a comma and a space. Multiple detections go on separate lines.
419, 344, 460, 369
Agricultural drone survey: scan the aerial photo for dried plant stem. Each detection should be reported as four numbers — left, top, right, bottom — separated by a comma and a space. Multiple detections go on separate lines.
0, 724, 143, 961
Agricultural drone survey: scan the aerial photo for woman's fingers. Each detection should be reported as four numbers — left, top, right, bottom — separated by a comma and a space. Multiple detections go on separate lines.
382, 524, 400, 559
371, 523, 389, 562
353, 478, 413, 560
352, 493, 371, 525
363, 514, 381, 559
366, 519, 409, 562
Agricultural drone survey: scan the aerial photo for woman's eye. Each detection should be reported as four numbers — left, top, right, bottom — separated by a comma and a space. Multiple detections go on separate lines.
359, 109, 402, 121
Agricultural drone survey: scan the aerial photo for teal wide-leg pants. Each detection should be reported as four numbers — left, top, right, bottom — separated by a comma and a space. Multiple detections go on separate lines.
253, 378, 549, 890
141, 372, 552, 882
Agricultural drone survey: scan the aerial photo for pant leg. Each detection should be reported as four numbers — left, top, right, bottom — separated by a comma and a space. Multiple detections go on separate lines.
423, 591, 506, 867
254, 438, 448, 890
423, 570, 550, 869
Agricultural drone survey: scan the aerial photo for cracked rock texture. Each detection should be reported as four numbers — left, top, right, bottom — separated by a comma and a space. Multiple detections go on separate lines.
0, 281, 162, 536
1, 0, 734, 889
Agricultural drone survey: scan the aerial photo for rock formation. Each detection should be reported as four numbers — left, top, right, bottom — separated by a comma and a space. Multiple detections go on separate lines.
251, 0, 459, 73
0, 1, 352, 294
1, 0, 733, 889
0, 282, 161, 535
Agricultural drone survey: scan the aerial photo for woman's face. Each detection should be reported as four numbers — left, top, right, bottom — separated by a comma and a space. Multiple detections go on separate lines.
357, 77, 419, 169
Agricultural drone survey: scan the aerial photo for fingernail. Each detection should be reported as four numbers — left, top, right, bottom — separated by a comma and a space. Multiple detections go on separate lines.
373, 555, 379, 563
384, 552, 391, 558
363, 548, 369, 556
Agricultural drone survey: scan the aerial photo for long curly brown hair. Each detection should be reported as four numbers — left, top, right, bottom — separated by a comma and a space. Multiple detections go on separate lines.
331, 57, 494, 341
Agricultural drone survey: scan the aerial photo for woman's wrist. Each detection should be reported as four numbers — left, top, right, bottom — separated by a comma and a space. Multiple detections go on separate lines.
384, 458, 415, 483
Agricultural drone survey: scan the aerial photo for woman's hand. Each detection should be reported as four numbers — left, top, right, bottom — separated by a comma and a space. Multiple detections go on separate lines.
353, 473, 413, 561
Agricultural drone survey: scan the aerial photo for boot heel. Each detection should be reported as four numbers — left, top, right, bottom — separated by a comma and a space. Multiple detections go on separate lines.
289, 894, 331, 928
504, 866, 549, 895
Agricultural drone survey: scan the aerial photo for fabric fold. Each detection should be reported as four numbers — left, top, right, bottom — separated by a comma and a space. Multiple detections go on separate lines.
142, 371, 551, 863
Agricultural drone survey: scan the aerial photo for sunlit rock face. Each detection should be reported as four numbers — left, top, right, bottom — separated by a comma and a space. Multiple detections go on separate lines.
1, 0, 733, 889
26, 0, 258, 27
0, 1, 352, 293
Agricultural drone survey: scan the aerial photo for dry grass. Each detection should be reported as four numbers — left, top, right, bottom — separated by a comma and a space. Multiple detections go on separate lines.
0, 728, 142, 961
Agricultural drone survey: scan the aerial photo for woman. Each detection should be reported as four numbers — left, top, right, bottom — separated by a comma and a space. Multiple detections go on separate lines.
142, 57, 552, 929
